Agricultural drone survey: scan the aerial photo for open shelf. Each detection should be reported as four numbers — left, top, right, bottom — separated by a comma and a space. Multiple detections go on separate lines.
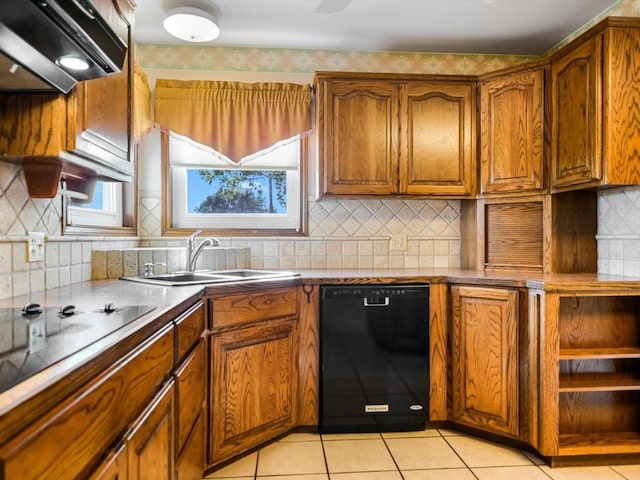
553, 294, 640, 458
559, 347, 640, 360
559, 373, 640, 392
559, 431, 640, 455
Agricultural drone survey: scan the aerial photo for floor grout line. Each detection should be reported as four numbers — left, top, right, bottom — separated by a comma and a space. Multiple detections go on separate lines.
207, 429, 640, 480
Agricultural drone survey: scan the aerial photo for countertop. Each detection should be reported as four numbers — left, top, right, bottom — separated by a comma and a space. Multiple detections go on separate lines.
0, 279, 203, 432
3, 268, 640, 432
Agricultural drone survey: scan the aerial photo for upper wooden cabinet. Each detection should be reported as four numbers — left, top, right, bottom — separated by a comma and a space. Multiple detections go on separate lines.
65, 0, 134, 179
0, 0, 135, 196
315, 72, 476, 198
480, 66, 545, 195
550, 19, 640, 191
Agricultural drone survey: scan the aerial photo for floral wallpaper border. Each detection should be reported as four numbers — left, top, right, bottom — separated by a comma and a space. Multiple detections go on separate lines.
136, 44, 535, 75
136, 0, 639, 74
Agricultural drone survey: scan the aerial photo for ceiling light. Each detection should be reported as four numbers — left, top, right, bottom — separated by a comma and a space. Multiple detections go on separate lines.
56, 55, 90, 71
163, 6, 220, 43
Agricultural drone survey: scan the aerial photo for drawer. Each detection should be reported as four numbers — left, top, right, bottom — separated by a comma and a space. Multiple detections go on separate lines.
211, 287, 298, 329
175, 301, 206, 363
0, 324, 174, 480
175, 339, 205, 452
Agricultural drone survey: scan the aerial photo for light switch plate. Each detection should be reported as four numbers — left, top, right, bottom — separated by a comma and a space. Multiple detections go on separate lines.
27, 232, 45, 262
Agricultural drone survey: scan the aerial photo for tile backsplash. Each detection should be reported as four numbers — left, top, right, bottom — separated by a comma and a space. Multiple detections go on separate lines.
138, 196, 461, 271
597, 186, 640, 278
0, 158, 460, 299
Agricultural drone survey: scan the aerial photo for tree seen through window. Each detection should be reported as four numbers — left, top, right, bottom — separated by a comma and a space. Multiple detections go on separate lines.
193, 169, 287, 214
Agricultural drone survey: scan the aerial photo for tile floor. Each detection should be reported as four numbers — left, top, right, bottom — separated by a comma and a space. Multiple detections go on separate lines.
203, 428, 640, 480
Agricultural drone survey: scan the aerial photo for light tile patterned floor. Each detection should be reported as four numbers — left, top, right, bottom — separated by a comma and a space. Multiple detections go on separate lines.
203, 429, 640, 480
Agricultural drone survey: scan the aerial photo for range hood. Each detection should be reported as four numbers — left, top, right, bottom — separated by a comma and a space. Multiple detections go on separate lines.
0, 0, 127, 94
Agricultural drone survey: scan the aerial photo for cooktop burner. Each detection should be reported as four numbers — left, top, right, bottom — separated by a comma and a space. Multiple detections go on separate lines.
0, 304, 156, 393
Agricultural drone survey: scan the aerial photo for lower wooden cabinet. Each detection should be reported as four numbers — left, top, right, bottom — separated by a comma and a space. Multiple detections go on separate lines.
536, 285, 640, 459
450, 285, 522, 438
125, 380, 175, 480
0, 324, 175, 479
207, 287, 299, 466
175, 340, 206, 480
88, 444, 127, 480
0, 299, 207, 480
176, 414, 206, 480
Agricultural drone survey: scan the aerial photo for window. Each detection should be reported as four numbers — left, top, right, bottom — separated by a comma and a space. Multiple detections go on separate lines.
168, 131, 306, 234
65, 181, 124, 228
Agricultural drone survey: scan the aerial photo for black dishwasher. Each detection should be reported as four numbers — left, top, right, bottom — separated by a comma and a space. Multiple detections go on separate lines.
320, 284, 429, 433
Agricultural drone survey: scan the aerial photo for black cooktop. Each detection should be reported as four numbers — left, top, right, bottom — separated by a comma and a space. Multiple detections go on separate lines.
0, 304, 156, 393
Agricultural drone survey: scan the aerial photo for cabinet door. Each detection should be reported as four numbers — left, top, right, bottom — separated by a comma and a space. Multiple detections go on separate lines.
176, 414, 205, 480
451, 286, 519, 437
480, 68, 544, 194
209, 317, 298, 464
176, 340, 205, 455
88, 444, 128, 480
318, 79, 399, 195
550, 35, 602, 190
67, 0, 134, 174
399, 81, 475, 196
126, 381, 175, 480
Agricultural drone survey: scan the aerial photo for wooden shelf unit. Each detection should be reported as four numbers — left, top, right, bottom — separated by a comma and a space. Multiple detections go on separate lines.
537, 286, 640, 458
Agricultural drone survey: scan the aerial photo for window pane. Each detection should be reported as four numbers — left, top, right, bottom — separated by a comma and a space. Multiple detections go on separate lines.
71, 182, 104, 209
187, 169, 288, 215
66, 182, 123, 228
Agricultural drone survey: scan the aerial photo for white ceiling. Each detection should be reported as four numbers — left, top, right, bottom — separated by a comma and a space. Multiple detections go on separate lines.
134, 0, 620, 55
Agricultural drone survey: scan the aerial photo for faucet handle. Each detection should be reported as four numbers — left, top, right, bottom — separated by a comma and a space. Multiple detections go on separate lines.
188, 230, 202, 240
144, 262, 167, 276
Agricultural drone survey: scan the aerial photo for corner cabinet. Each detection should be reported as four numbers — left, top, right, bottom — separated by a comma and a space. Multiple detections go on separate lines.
550, 19, 640, 192
315, 72, 476, 198
207, 286, 299, 467
479, 66, 545, 195
450, 285, 534, 441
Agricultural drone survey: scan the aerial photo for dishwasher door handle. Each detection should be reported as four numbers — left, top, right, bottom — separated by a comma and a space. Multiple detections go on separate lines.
363, 297, 390, 307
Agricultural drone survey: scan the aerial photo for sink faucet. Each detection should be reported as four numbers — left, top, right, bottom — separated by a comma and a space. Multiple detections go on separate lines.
186, 230, 221, 272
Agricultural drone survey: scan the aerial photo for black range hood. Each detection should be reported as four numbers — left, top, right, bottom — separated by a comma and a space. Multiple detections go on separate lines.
0, 0, 127, 94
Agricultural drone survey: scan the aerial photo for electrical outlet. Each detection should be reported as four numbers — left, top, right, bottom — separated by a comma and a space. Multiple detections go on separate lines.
390, 233, 408, 251
27, 232, 45, 262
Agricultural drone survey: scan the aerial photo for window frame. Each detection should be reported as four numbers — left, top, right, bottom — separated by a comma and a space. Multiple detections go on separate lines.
62, 151, 137, 236
66, 182, 123, 226
161, 130, 308, 237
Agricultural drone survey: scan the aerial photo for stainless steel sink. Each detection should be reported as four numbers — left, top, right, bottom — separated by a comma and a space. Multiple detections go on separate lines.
212, 269, 297, 279
120, 269, 299, 286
